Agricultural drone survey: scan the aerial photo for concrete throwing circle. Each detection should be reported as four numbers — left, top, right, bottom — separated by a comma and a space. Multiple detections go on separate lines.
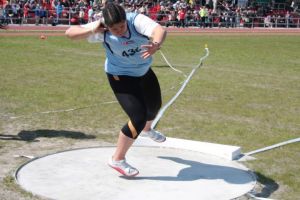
15, 146, 255, 200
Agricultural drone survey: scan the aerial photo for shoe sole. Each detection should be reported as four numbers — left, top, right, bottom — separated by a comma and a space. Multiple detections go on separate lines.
151, 137, 166, 143
108, 164, 139, 177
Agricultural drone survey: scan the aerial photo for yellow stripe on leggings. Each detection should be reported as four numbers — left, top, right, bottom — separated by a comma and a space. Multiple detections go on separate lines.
128, 120, 137, 139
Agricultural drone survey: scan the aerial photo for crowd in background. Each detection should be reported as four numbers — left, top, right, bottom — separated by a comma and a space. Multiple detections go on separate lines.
0, 0, 299, 27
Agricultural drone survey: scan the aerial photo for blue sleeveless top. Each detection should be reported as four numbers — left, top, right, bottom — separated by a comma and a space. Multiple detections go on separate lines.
103, 13, 152, 77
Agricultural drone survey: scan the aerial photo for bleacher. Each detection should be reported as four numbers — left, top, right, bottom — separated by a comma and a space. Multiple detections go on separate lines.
0, 0, 299, 28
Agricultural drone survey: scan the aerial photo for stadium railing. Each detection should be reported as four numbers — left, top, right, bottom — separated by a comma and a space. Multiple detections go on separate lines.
1, 8, 300, 29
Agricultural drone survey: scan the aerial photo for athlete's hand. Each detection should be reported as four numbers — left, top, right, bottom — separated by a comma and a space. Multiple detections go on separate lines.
93, 18, 106, 33
141, 42, 160, 59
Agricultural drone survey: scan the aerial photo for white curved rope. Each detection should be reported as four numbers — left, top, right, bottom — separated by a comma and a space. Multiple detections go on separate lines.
159, 50, 187, 77
151, 47, 210, 129
243, 137, 300, 157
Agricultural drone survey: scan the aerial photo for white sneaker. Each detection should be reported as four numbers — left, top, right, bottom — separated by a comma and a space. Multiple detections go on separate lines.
140, 129, 166, 143
108, 157, 139, 177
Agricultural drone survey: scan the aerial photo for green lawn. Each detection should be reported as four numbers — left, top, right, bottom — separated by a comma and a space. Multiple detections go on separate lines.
0, 34, 299, 199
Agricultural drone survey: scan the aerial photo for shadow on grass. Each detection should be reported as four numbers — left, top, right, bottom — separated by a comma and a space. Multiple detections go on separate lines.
0, 129, 96, 141
255, 171, 279, 198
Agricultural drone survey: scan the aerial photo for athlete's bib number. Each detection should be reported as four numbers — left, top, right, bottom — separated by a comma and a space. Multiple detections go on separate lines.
122, 47, 142, 57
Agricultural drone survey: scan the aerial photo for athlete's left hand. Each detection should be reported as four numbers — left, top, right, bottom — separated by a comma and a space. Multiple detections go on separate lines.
141, 42, 160, 59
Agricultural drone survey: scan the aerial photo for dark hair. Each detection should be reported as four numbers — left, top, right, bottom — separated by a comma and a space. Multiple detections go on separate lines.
102, 3, 126, 27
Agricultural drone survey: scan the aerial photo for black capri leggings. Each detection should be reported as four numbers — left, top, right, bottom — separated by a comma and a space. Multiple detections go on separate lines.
107, 68, 162, 139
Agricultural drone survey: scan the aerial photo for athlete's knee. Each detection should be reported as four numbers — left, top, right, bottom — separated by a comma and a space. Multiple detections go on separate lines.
121, 116, 147, 139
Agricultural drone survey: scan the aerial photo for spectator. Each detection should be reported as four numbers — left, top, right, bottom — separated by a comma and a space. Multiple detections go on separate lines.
185, 9, 193, 27
0, 4, 5, 26
23, 2, 29, 24
206, 8, 213, 28
235, 9, 241, 27
212, 0, 217, 13
78, 7, 85, 24
12, 3, 19, 23
35, 5, 41, 25
264, 14, 272, 27
40, 6, 48, 25
16, 3, 23, 25
55, 1, 64, 24
78, 0, 87, 9
4, 3, 13, 24
88, 6, 93, 22
173, 1, 180, 10
285, 11, 290, 27
178, 7, 186, 27
61, 0, 70, 8
156, 6, 166, 22
199, 6, 208, 28
69, 4, 77, 22
290, 1, 295, 12
166, 7, 177, 27
138, 3, 147, 15
192, 9, 200, 27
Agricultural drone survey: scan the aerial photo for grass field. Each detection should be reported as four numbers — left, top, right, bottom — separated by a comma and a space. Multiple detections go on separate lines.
0, 34, 299, 200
